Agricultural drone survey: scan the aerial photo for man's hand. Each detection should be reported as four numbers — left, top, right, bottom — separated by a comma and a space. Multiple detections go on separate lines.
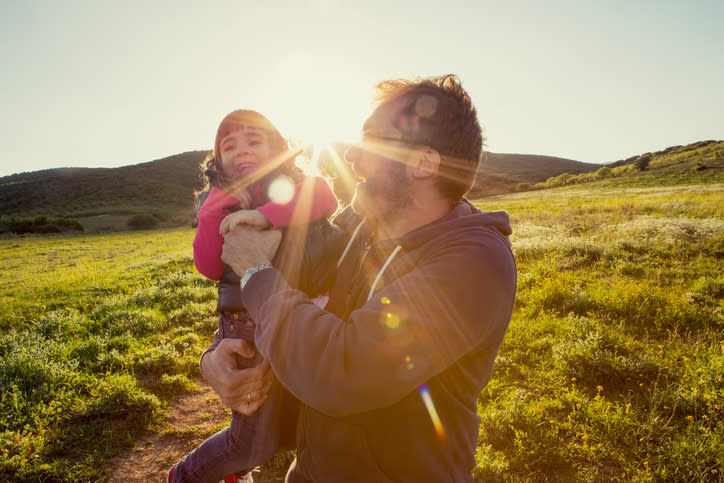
201, 339, 274, 415
221, 225, 282, 276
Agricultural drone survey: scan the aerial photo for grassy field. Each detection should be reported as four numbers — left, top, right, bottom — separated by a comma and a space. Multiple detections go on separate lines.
1, 181, 722, 481
474, 182, 723, 481
0, 229, 218, 481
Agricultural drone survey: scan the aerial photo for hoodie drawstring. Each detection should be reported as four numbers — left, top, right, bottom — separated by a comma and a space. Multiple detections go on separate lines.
366, 245, 402, 302
337, 219, 366, 269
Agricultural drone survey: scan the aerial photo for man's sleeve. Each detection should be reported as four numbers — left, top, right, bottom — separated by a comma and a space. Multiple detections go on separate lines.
242, 231, 517, 417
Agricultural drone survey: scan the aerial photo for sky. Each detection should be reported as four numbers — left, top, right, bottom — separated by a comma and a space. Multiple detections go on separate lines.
1, 0, 722, 178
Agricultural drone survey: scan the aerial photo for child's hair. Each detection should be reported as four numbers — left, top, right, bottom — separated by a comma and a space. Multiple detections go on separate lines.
194, 110, 303, 212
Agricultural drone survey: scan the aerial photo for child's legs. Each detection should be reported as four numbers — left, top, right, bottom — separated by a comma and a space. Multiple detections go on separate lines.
171, 419, 253, 483
171, 379, 286, 483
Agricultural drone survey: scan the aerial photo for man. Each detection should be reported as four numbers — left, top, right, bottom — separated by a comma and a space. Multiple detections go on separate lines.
205, 74, 517, 482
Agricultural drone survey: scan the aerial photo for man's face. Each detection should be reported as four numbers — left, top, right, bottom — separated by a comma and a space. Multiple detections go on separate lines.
345, 103, 415, 221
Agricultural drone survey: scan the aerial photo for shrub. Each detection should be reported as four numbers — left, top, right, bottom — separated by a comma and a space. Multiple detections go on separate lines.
0, 215, 84, 234
595, 166, 612, 178
635, 153, 652, 171
127, 214, 159, 230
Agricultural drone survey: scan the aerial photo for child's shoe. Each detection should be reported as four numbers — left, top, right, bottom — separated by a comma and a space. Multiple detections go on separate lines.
223, 472, 254, 483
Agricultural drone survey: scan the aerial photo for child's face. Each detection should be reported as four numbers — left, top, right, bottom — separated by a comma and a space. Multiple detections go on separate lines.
219, 125, 274, 179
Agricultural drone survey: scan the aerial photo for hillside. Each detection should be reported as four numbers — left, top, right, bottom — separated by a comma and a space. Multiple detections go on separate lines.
0, 151, 208, 230
4, 140, 720, 232
530, 140, 724, 190
0, 147, 597, 231
471, 152, 600, 196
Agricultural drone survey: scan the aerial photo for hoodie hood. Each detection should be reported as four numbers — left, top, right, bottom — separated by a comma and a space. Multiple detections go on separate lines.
394, 199, 512, 251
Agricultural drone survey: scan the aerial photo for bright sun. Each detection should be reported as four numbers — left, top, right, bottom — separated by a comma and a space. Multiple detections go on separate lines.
263, 56, 372, 150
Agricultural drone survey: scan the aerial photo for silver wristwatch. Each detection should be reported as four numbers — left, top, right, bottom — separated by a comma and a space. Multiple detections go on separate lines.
240, 264, 273, 289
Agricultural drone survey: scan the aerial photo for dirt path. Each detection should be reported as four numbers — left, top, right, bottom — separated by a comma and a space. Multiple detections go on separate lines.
108, 380, 289, 482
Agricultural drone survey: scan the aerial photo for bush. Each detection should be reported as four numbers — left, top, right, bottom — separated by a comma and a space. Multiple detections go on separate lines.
635, 154, 652, 171
0, 215, 84, 234
595, 166, 612, 178
127, 214, 159, 230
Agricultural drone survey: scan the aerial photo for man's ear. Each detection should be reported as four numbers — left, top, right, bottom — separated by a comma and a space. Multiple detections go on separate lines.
411, 148, 440, 179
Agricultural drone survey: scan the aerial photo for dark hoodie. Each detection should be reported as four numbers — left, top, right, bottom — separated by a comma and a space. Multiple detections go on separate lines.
242, 200, 517, 482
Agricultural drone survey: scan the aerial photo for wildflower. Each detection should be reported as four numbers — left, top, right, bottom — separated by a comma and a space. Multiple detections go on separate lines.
686, 415, 694, 421
597, 385, 603, 392
581, 434, 589, 441
571, 377, 577, 382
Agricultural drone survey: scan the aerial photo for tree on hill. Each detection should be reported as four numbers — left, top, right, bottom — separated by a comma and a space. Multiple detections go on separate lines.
635, 153, 652, 171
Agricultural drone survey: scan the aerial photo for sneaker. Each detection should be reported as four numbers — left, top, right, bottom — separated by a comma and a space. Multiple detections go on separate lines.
222, 471, 255, 483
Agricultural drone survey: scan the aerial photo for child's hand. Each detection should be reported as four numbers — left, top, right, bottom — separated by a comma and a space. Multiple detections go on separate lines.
220, 209, 272, 236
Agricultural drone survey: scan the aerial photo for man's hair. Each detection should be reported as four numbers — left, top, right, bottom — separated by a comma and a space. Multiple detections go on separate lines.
373, 74, 484, 201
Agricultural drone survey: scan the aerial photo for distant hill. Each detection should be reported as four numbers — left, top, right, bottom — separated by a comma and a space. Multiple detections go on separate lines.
4, 141, 718, 232
471, 153, 600, 196
0, 151, 207, 230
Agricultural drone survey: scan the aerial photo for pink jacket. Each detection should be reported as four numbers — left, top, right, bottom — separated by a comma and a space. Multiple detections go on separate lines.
193, 176, 338, 281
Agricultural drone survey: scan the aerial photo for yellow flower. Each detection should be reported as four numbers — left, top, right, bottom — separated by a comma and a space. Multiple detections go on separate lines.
686, 415, 694, 421
597, 385, 603, 392
581, 434, 589, 441
571, 377, 577, 382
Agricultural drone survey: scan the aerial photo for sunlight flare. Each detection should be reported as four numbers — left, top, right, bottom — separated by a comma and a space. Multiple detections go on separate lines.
268, 175, 295, 204
418, 384, 447, 443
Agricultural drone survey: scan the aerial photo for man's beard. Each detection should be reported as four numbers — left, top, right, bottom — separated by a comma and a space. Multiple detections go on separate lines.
351, 161, 412, 223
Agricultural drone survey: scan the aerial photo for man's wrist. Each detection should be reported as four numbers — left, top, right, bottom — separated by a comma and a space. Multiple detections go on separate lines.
240, 263, 273, 289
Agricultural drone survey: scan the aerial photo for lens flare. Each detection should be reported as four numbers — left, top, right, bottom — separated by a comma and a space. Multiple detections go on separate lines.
381, 296, 391, 304
404, 355, 415, 370
385, 311, 401, 329
268, 175, 295, 204
418, 384, 447, 443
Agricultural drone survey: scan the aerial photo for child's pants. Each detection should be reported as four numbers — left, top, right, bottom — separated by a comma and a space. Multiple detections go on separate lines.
171, 313, 298, 483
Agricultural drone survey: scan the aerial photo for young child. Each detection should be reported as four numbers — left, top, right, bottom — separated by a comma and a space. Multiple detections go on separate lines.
168, 110, 339, 483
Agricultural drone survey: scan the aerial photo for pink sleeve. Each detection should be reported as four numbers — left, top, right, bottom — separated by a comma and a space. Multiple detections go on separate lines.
192, 187, 239, 280
257, 176, 339, 228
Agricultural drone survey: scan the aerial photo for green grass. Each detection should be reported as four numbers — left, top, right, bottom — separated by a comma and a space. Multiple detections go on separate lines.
472, 182, 723, 481
2, 180, 723, 481
0, 228, 217, 481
